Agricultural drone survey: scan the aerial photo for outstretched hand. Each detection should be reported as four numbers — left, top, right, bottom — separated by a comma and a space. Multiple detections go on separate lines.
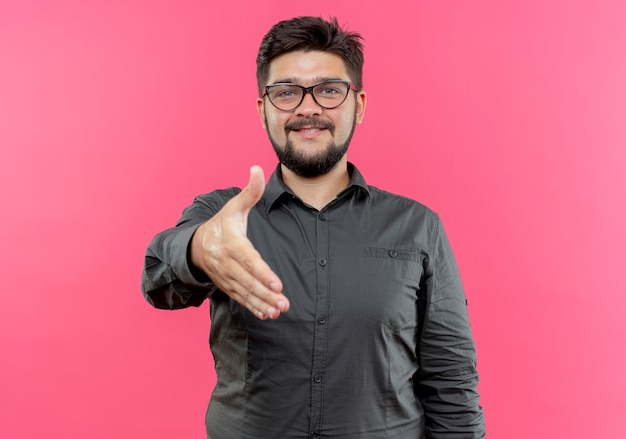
190, 166, 289, 320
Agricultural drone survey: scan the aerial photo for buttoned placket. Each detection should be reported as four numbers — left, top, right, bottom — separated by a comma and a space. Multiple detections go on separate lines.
309, 208, 330, 436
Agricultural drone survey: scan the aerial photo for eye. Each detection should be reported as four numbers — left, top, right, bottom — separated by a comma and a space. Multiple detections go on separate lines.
271, 86, 300, 100
318, 85, 342, 95
276, 89, 297, 98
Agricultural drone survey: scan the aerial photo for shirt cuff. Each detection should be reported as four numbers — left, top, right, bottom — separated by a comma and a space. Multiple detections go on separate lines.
170, 224, 213, 288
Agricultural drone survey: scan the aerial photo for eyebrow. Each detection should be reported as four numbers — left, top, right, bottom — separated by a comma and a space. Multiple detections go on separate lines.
270, 76, 344, 85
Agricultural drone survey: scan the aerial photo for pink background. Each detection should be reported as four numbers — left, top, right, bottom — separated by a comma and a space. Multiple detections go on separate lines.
1, 1, 625, 437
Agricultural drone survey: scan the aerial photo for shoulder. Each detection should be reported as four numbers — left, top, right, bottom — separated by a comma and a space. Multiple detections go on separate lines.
367, 186, 440, 222
175, 188, 241, 226
191, 187, 241, 210
363, 186, 446, 252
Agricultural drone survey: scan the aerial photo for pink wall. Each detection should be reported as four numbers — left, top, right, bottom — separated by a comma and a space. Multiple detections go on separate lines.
1, 1, 625, 437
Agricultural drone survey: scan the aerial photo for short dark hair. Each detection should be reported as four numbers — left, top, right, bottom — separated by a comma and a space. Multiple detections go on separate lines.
256, 16, 364, 96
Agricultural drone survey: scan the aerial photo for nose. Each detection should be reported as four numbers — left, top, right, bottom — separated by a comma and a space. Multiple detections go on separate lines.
296, 90, 322, 116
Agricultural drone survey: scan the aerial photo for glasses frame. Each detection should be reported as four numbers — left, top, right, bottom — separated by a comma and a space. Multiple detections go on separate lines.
262, 80, 358, 111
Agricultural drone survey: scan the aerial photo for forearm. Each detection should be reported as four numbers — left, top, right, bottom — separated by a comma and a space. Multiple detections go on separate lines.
142, 224, 214, 309
415, 216, 485, 438
416, 293, 484, 438
140, 191, 238, 309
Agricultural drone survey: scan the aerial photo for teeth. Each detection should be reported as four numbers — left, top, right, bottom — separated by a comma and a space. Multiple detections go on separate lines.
300, 129, 320, 133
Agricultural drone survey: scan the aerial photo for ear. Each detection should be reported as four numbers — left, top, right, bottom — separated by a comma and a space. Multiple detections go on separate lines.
257, 97, 267, 130
355, 91, 367, 124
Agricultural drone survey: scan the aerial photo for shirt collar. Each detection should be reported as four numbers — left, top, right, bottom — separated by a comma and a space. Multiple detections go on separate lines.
261, 162, 371, 214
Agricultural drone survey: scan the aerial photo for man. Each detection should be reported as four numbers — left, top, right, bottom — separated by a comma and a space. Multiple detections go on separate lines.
142, 16, 485, 439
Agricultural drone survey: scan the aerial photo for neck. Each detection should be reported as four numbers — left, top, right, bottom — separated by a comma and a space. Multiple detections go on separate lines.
281, 159, 350, 210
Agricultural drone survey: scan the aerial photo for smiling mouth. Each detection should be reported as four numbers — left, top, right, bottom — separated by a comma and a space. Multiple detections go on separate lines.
288, 127, 328, 140
286, 119, 334, 134
295, 127, 325, 133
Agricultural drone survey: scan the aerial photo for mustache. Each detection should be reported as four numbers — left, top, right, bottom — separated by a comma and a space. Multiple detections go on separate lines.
285, 118, 334, 132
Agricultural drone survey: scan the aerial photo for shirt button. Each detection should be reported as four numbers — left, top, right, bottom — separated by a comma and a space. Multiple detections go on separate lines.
319, 213, 326, 221
389, 249, 398, 258
313, 374, 323, 383
318, 258, 327, 266
318, 316, 327, 324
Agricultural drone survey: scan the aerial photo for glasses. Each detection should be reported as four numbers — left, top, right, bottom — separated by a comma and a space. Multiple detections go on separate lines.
263, 80, 357, 111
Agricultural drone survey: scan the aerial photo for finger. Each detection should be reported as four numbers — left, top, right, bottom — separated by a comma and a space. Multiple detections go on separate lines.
219, 262, 289, 319
205, 237, 287, 303
229, 244, 288, 310
230, 166, 265, 216
246, 165, 266, 201
191, 211, 288, 314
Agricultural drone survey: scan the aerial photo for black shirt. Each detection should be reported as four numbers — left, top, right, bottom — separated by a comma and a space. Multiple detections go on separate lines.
142, 164, 485, 438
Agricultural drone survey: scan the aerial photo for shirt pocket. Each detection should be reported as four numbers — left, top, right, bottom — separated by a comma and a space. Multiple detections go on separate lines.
356, 247, 425, 331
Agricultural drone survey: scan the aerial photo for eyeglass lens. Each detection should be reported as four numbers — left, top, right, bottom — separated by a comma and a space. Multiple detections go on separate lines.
267, 81, 350, 110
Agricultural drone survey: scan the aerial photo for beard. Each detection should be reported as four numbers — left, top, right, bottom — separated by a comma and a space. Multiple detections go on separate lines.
265, 112, 357, 177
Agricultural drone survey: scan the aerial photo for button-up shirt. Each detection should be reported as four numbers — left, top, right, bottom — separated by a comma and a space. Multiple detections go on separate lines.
142, 164, 485, 438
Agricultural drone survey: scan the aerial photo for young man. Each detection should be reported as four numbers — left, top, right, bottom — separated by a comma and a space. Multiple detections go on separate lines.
142, 16, 485, 439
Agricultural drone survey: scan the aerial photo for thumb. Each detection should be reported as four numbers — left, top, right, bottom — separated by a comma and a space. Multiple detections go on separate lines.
236, 165, 265, 213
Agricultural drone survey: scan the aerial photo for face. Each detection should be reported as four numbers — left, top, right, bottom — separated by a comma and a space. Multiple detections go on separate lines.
257, 50, 367, 177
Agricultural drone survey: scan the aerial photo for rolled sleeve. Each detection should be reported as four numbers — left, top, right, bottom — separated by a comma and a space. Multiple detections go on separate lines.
141, 189, 239, 310
142, 224, 214, 309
